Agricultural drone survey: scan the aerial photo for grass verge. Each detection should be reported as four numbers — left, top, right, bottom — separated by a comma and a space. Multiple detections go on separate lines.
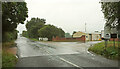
88, 41, 120, 60
2, 41, 18, 67
2, 51, 17, 67
29, 38, 39, 41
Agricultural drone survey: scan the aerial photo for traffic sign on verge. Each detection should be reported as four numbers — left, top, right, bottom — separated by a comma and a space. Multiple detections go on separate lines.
104, 34, 110, 40
118, 35, 120, 39
111, 34, 117, 38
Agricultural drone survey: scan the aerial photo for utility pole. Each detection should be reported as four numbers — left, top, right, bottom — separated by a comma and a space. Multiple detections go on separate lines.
85, 23, 86, 32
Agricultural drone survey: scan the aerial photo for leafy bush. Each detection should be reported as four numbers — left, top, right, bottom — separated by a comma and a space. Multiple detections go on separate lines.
3, 30, 18, 42
22, 30, 28, 38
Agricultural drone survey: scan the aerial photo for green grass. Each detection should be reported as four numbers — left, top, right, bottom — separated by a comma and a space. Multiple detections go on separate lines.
2, 51, 18, 67
30, 38, 39, 41
2, 42, 18, 68
88, 41, 120, 60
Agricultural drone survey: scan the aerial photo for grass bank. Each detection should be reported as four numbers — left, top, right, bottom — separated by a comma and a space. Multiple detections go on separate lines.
88, 41, 120, 60
2, 41, 18, 67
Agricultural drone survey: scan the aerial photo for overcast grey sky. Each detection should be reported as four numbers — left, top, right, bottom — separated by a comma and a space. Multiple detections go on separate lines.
17, 0, 106, 34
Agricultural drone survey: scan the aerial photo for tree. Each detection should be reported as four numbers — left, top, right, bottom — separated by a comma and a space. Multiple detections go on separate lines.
101, 2, 120, 30
2, 30, 18, 42
57, 28, 65, 37
2, 2, 28, 42
22, 30, 28, 37
65, 33, 72, 38
26, 18, 46, 39
2, 2, 28, 32
38, 24, 65, 41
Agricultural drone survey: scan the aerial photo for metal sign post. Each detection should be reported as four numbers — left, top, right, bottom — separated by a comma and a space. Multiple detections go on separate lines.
104, 34, 110, 51
111, 34, 117, 48
118, 28, 120, 48
104, 39, 108, 51
104, 26, 110, 51
119, 34, 120, 39
110, 27, 117, 49
118, 35, 120, 48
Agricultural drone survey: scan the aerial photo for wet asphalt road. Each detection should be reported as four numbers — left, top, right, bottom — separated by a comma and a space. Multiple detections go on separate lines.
15, 37, 118, 68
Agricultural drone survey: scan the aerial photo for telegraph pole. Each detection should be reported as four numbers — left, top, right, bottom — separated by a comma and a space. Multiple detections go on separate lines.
85, 23, 86, 32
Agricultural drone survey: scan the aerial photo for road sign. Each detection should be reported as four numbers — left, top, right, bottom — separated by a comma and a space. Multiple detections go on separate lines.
111, 34, 117, 38
104, 34, 110, 40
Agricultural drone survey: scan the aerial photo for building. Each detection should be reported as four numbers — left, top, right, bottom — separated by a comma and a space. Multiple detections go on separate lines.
39, 37, 48, 41
73, 31, 101, 41
73, 31, 85, 38
52, 31, 102, 42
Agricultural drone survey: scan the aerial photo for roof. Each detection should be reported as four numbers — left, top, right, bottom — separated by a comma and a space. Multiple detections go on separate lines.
73, 31, 85, 37
74, 31, 101, 35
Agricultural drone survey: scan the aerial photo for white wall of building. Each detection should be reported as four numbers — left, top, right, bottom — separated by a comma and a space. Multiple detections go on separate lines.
39, 37, 48, 41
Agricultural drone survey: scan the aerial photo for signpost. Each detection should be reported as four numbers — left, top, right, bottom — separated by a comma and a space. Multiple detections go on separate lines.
118, 35, 120, 48
111, 28, 117, 48
104, 39, 108, 51
103, 26, 111, 51
104, 34, 110, 51
111, 34, 117, 48
111, 34, 117, 38
119, 35, 120, 39
118, 29, 120, 48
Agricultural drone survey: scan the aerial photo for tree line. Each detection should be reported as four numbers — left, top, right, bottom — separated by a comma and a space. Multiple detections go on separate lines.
22, 18, 65, 41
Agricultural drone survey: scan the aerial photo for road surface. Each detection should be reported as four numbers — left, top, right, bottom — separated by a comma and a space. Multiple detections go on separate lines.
15, 37, 118, 68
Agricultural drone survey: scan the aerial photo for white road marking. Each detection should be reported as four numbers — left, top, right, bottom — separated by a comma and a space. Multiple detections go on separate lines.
39, 44, 83, 69
87, 51, 95, 56
59, 57, 84, 69
46, 50, 50, 54
15, 55, 18, 58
